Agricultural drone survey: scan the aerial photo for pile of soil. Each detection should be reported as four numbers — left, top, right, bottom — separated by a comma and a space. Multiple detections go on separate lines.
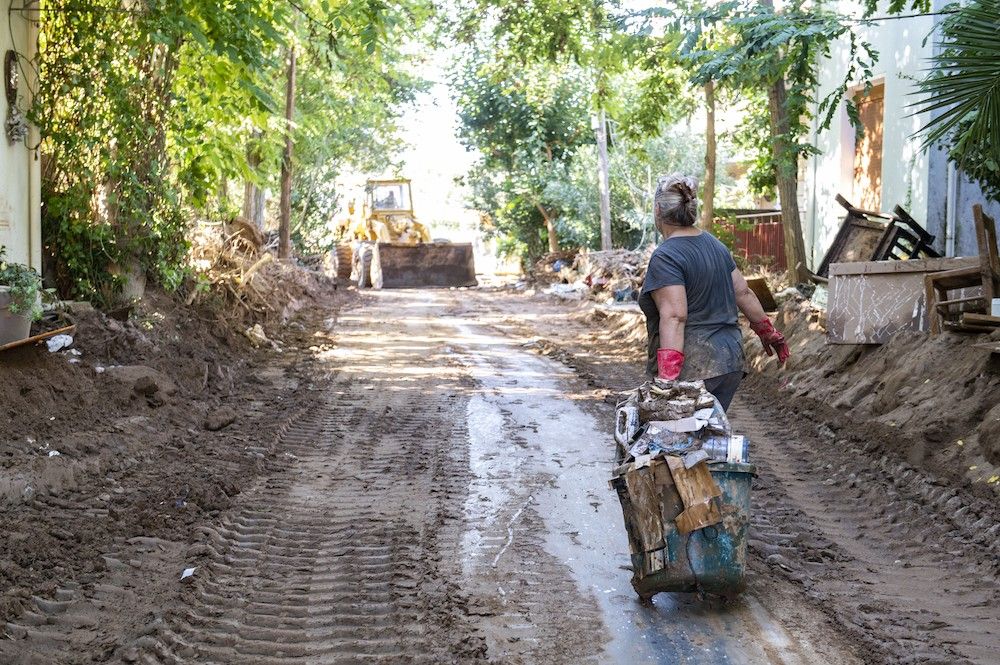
0, 268, 346, 629
753, 299, 1000, 495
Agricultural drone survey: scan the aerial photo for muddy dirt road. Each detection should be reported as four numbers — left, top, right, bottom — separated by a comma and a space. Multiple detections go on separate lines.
4, 288, 998, 664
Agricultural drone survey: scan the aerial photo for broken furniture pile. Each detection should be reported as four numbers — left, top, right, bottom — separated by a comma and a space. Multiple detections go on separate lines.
537, 248, 651, 303
610, 380, 753, 599
817, 195, 941, 278
823, 200, 1000, 343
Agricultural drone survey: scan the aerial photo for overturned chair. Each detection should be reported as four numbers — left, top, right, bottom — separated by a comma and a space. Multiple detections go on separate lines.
924, 205, 1000, 334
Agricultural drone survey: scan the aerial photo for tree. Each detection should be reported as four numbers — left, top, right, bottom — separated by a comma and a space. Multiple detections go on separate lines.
32, 0, 291, 302
31, 0, 432, 302
914, 0, 1000, 201
278, 44, 296, 260
679, 1, 883, 281
452, 53, 593, 257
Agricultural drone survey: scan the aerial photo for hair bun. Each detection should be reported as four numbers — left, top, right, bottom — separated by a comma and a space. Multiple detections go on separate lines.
654, 173, 699, 227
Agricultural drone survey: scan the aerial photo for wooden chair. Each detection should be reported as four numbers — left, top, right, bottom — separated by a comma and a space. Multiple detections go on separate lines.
925, 205, 1000, 334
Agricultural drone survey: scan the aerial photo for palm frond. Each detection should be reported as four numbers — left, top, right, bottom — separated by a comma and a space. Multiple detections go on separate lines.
912, 0, 1000, 151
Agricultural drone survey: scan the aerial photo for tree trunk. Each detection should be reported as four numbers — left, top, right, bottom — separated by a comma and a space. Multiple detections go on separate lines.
278, 46, 296, 260
766, 77, 809, 282
595, 109, 612, 250
242, 142, 265, 230
537, 203, 559, 253
700, 81, 716, 230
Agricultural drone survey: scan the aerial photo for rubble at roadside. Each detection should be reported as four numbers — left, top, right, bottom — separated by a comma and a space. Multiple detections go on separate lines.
531, 248, 650, 303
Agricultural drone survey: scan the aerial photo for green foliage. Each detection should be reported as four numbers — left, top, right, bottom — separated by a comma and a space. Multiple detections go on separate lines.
31, 0, 431, 304
682, 3, 876, 176
33, 0, 289, 304
615, 39, 696, 142
453, 51, 594, 261
0, 247, 43, 320
914, 0, 1000, 200
863, 0, 931, 15
455, 0, 605, 64
288, 3, 431, 252
544, 126, 724, 249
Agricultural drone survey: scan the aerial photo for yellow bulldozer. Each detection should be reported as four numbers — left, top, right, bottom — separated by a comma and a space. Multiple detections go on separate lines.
334, 178, 476, 289
336, 178, 431, 245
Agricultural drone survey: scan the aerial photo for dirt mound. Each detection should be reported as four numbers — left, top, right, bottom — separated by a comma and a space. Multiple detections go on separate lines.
186, 223, 337, 326
750, 300, 1000, 494
0, 269, 348, 633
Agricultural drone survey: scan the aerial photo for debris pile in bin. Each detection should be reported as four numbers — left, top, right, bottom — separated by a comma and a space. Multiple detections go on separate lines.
615, 380, 745, 467
611, 379, 753, 598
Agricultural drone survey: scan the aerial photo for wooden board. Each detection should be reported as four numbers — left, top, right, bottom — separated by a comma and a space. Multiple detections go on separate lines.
827, 257, 979, 344
0, 325, 77, 354
665, 456, 723, 535
623, 466, 665, 553
973, 342, 1000, 354
746, 276, 777, 312
852, 83, 885, 211
961, 313, 1000, 327
817, 213, 887, 278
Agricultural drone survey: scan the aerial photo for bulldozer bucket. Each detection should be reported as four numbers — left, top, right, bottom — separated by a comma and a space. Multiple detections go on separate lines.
371, 243, 477, 289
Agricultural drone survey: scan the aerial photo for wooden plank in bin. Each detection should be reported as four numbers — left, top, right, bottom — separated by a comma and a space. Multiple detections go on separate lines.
623, 466, 665, 553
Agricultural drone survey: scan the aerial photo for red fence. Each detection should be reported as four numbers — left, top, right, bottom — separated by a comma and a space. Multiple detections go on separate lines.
714, 211, 786, 272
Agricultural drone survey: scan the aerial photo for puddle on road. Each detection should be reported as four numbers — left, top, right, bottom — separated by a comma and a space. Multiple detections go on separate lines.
451, 319, 787, 664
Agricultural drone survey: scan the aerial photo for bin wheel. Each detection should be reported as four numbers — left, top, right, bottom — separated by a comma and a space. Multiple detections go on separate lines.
636, 590, 655, 605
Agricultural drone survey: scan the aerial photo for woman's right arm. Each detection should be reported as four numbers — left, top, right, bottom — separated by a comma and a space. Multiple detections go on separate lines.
651, 285, 687, 352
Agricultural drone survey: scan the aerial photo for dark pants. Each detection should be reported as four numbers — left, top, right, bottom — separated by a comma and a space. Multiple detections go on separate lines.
704, 371, 744, 412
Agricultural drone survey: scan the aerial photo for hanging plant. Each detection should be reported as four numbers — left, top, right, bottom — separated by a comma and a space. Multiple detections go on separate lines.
0, 247, 43, 320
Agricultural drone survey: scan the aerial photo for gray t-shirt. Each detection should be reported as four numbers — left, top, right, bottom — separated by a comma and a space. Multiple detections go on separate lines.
638, 231, 745, 379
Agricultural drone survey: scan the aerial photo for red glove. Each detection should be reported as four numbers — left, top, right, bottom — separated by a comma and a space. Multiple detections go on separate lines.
656, 348, 685, 380
750, 317, 790, 364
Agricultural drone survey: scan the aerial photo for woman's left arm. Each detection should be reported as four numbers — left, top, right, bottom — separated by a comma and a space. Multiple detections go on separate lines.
731, 268, 790, 363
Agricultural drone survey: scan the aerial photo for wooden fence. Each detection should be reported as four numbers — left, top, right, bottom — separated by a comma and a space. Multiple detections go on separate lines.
714, 210, 786, 272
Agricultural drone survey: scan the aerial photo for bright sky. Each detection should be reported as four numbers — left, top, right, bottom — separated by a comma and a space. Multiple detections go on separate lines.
397, 56, 479, 241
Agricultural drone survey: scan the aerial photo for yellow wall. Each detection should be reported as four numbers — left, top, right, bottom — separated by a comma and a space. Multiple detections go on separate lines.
0, 8, 39, 271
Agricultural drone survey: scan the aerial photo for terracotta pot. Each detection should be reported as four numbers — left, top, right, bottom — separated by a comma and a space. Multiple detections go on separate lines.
0, 287, 31, 346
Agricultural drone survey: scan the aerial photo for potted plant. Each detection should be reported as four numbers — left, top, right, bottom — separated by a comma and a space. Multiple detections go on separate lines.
0, 247, 42, 345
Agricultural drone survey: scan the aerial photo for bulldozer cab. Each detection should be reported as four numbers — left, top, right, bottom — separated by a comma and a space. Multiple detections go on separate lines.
337, 177, 476, 289
365, 179, 413, 215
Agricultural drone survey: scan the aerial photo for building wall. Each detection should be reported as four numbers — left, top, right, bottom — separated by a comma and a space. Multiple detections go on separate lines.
803, 2, 937, 268
922, 0, 1000, 259
0, 8, 39, 271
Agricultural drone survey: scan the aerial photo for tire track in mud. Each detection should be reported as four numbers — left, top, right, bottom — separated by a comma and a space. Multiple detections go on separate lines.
732, 398, 1000, 665
0, 379, 330, 665
124, 304, 489, 664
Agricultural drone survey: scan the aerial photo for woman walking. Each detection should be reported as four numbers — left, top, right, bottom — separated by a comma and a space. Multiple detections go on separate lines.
639, 174, 790, 410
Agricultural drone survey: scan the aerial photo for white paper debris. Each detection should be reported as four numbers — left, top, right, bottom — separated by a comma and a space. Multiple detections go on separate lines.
46, 334, 74, 352
47, 450, 61, 457
181, 567, 197, 581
